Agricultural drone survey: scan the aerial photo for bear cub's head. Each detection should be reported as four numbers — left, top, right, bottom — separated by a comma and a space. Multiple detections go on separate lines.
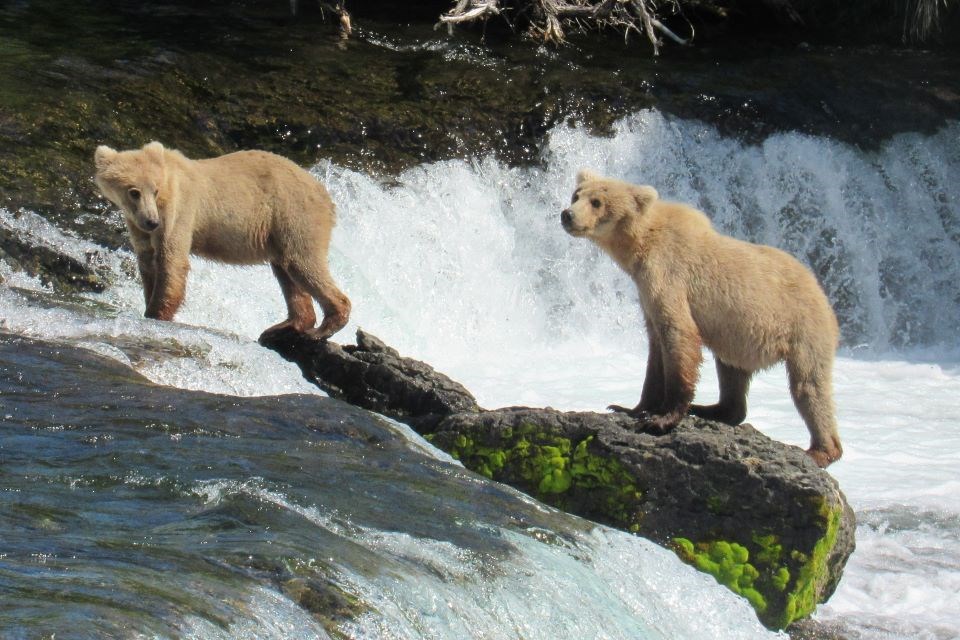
561, 169, 658, 240
94, 141, 167, 233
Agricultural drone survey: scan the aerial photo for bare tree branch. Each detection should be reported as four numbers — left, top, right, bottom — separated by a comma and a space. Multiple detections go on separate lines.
628, 0, 660, 54
438, 0, 502, 35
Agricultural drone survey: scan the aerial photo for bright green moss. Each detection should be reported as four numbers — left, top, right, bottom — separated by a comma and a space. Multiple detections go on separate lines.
675, 537, 695, 557
673, 538, 768, 614
742, 588, 767, 613
672, 497, 845, 630
779, 498, 844, 628
439, 426, 845, 631
752, 533, 784, 566
439, 425, 644, 529
772, 566, 791, 592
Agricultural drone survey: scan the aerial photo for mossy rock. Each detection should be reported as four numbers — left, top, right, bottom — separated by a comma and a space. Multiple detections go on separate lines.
426, 407, 855, 631
672, 494, 846, 628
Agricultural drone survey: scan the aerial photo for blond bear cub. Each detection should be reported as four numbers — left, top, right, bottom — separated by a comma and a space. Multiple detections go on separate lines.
561, 170, 842, 467
94, 142, 350, 341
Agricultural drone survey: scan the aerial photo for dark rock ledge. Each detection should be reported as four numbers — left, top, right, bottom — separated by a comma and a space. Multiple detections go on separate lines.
261, 328, 855, 631
0, 224, 109, 294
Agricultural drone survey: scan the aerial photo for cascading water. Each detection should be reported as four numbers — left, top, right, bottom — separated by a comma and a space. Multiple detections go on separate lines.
326, 110, 960, 363
1, 109, 959, 639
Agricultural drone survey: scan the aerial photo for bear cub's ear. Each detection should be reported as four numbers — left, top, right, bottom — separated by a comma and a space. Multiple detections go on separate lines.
576, 169, 602, 185
631, 185, 659, 211
94, 145, 118, 169
143, 141, 165, 160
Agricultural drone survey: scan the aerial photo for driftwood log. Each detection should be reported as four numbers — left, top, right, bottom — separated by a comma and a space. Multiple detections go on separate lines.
261, 328, 855, 630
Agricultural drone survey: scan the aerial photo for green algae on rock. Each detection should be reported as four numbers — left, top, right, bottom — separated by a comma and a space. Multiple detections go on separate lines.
436, 427, 644, 532
673, 497, 846, 629
673, 504, 843, 630
673, 538, 768, 613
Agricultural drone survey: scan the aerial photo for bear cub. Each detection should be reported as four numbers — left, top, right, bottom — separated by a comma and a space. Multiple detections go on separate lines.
561, 170, 842, 468
94, 142, 351, 341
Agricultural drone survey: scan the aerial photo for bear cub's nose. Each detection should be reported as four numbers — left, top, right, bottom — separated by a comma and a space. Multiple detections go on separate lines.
561, 209, 573, 228
143, 219, 160, 231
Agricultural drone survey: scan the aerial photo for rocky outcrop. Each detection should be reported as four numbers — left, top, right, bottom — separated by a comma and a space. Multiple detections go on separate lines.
259, 329, 479, 429
0, 225, 108, 294
262, 328, 856, 630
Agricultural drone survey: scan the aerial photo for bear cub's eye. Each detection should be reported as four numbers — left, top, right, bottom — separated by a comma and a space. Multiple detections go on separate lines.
128, 188, 141, 201
571, 193, 579, 204
591, 198, 602, 209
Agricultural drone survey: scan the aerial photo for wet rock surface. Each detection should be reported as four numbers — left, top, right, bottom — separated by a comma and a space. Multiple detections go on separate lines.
0, 224, 108, 294
263, 329, 856, 629
259, 328, 480, 429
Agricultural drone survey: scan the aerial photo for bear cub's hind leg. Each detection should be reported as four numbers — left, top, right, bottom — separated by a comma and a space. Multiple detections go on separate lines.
788, 357, 843, 468
689, 359, 751, 425
261, 263, 318, 339
287, 261, 351, 341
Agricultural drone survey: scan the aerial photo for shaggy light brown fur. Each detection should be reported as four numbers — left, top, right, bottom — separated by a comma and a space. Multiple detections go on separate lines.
94, 142, 350, 340
561, 169, 842, 467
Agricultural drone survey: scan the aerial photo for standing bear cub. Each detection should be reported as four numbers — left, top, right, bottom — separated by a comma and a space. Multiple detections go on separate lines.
94, 142, 351, 341
561, 170, 842, 467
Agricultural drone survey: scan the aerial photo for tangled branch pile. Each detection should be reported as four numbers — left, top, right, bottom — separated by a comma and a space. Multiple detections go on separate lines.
302, 0, 958, 50
437, 0, 690, 54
